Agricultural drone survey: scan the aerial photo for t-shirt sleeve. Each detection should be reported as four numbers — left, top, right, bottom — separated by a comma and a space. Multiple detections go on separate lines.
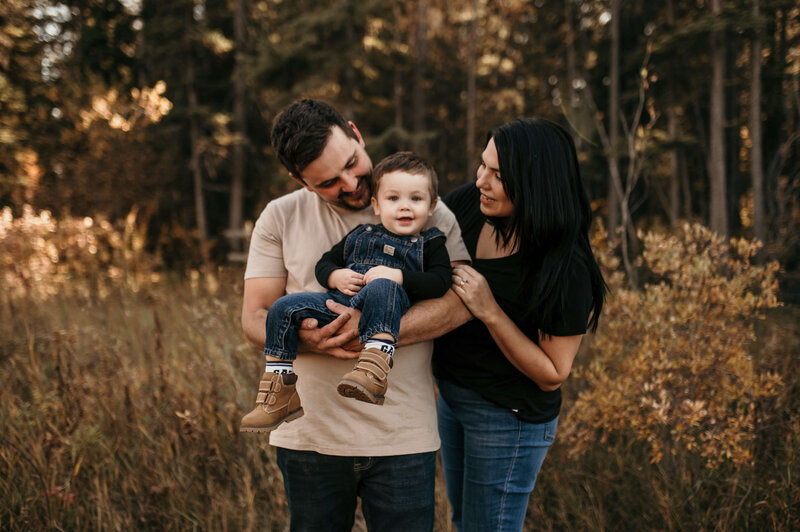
315, 232, 349, 288
402, 235, 452, 300
244, 201, 288, 279
429, 199, 470, 264
541, 257, 594, 337
443, 183, 476, 216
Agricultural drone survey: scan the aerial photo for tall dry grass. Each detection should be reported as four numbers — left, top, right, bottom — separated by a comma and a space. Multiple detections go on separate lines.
0, 269, 292, 530
1, 207, 798, 530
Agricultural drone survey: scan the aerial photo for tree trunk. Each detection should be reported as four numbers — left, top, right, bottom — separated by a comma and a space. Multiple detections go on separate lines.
750, 0, 765, 251
187, 59, 209, 265
564, 0, 581, 150
708, 0, 728, 237
465, 0, 477, 178
343, 1, 355, 119
412, 0, 428, 157
726, 41, 741, 234
666, 0, 680, 225
229, 0, 246, 254
606, 0, 621, 239
393, 4, 403, 129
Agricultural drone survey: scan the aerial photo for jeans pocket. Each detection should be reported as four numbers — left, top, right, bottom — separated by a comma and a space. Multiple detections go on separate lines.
543, 416, 558, 443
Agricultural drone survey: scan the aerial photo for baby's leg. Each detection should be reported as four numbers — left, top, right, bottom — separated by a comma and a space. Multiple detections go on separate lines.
338, 279, 411, 404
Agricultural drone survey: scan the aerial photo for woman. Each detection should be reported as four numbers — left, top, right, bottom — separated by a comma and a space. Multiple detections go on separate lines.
434, 117, 606, 531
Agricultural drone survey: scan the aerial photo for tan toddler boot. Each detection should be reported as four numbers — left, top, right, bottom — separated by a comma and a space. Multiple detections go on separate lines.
240, 372, 304, 432
337, 347, 393, 405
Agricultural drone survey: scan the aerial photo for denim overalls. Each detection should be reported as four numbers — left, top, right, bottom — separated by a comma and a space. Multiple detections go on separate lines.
264, 224, 444, 360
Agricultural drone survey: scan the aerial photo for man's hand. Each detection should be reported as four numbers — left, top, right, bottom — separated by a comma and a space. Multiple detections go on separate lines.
363, 265, 403, 285
297, 303, 361, 359
328, 268, 365, 296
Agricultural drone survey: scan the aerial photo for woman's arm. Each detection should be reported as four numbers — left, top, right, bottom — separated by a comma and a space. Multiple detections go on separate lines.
452, 265, 583, 391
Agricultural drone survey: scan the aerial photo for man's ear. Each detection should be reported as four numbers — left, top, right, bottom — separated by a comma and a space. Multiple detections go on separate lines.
348, 121, 365, 147
371, 196, 380, 216
289, 172, 312, 191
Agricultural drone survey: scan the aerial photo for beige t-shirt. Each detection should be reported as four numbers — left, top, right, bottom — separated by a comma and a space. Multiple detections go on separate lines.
245, 187, 470, 456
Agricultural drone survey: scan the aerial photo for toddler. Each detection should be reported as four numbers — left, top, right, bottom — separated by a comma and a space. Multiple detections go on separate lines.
240, 152, 452, 433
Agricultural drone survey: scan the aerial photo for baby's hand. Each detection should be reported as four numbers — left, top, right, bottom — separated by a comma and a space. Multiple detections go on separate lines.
363, 266, 403, 285
328, 268, 365, 296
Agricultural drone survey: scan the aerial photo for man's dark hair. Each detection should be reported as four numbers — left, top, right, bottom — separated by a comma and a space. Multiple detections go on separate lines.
270, 99, 358, 180
372, 152, 439, 199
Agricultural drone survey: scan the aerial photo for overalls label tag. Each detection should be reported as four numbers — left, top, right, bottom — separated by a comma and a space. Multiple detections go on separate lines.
383, 244, 395, 256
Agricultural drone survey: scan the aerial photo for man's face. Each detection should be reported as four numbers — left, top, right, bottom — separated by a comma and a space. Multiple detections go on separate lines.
294, 124, 373, 211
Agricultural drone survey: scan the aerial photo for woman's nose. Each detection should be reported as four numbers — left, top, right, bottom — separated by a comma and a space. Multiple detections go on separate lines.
476, 168, 488, 188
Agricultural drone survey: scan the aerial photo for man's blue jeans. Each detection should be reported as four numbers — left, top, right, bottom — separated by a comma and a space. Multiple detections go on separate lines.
437, 378, 558, 532
264, 278, 410, 359
275, 448, 436, 531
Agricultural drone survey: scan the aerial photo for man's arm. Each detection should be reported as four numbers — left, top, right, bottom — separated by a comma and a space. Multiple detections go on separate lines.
242, 277, 287, 347
242, 277, 359, 358
395, 257, 473, 346
396, 288, 473, 347
324, 283, 473, 350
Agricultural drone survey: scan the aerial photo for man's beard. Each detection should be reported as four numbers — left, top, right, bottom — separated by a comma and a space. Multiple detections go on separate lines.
335, 175, 372, 211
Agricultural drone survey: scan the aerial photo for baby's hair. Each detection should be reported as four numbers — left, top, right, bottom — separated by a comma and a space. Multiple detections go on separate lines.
372, 152, 438, 199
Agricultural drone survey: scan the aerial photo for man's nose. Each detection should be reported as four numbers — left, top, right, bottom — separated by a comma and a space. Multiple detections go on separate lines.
340, 172, 359, 192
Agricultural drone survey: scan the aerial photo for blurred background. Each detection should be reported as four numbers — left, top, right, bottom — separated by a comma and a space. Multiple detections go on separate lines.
1, 0, 798, 530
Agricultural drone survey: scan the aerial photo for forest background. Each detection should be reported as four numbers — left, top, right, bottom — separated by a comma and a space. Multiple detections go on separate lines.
1, 0, 798, 530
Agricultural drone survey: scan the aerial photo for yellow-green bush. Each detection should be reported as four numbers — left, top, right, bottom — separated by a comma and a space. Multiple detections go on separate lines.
565, 223, 782, 468
0, 204, 156, 300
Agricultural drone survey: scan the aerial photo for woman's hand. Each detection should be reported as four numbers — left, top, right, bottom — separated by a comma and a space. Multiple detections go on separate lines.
451, 265, 499, 322
328, 268, 364, 296
363, 265, 403, 285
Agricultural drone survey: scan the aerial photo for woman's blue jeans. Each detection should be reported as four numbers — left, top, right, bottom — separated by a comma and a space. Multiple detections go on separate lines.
437, 378, 558, 532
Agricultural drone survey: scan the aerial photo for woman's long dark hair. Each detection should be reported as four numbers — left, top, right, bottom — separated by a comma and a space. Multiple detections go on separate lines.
488, 118, 606, 332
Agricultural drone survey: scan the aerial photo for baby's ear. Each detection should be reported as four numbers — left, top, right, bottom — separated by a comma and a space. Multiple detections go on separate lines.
371, 196, 380, 215
428, 196, 438, 214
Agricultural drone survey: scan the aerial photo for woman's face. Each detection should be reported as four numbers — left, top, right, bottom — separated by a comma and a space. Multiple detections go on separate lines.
476, 137, 513, 219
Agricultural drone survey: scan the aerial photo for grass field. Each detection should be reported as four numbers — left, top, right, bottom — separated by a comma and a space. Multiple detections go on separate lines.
1, 261, 798, 530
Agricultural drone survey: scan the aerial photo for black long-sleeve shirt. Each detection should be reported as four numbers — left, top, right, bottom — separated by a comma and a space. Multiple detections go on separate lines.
315, 224, 452, 301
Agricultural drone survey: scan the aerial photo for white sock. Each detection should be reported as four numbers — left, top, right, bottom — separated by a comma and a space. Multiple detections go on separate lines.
364, 339, 395, 357
265, 361, 294, 375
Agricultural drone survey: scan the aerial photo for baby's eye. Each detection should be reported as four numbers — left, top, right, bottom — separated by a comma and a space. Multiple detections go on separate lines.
412, 195, 423, 201
388, 195, 399, 201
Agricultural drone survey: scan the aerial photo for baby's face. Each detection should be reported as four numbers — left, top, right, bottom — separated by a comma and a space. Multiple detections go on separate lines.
371, 171, 435, 236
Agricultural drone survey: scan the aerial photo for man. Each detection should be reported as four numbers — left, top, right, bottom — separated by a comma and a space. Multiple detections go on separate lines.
241, 99, 472, 530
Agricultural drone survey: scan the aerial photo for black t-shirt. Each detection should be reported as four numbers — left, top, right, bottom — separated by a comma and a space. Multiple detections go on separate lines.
433, 183, 593, 423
